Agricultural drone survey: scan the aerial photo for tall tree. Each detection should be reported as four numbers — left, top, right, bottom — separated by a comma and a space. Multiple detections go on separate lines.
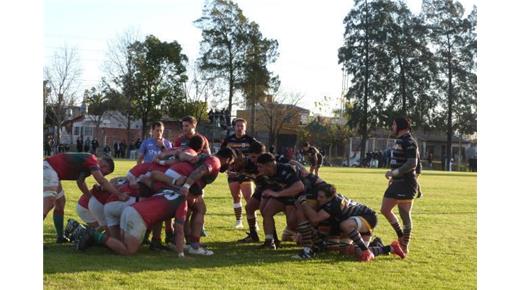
83, 86, 112, 142
240, 21, 279, 136
44, 46, 81, 145
422, 0, 477, 168
194, 0, 251, 121
338, 0, 389, 158
103, 29, 141, 150
129, 35, 188, 138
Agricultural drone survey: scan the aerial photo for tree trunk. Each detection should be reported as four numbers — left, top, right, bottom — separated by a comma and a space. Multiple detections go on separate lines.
446, 37, 453, 171
361, 0, 369, 161
397, 52, 407, 114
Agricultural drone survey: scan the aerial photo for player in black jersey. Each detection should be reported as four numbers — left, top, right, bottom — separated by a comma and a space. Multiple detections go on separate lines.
255, 153, 305, 250
381, 117, 419, 256
221, 118, 259, 229
299, 183, 405, 261
301, 142, 323, 176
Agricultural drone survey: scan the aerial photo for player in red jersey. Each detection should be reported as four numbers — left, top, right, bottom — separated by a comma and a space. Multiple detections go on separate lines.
147, 147, 237, 255
172, 115, 211, 154
76, 189, 188, 257
43, 152, 127, 243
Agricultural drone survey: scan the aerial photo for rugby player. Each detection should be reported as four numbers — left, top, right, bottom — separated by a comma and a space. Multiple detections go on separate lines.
76, 189, 188, 257
300, 183, 405, 261
255, 153, 305, 250
43, 152, 127, 243
221, 118, 258, 229
381, 117, 420, 256
301, 142, 323, 176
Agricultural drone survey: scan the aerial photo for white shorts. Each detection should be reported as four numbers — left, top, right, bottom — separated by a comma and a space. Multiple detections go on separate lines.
76, 204, 96, 224
120, 206, 147, 242
88, 196, 107, 227
104, 197, 138, 227
43, 161, 60, 198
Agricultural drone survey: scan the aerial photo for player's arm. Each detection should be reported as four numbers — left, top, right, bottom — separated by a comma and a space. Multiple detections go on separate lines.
180, 164, 210, 196
91, 170, 128, 201
301, 203, 330, 226
76, 176, 92, 198
289, 160, 309, 176
202, 137, 211, 155
265, 180, 305, 198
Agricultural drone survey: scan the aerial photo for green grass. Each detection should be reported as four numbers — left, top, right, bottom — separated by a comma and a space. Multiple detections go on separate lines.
44, 161, 476, 289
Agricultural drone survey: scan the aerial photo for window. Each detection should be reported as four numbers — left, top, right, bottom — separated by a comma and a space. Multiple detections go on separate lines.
84, 126, 93, 137
74, 126, 80, 136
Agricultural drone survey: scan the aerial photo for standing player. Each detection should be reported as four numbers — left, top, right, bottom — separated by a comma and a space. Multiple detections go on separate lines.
301, 142, 323, 176
381, 117, 420, 256
173, 116, 211, 154
137, 121, 172, 164
221, 118, 258, 229
43, 152, 127, 243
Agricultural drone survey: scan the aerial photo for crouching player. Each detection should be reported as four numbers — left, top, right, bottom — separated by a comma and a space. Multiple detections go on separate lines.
76, 189, 188, 257
43, 152, 127, 243
299, 183, 405, 262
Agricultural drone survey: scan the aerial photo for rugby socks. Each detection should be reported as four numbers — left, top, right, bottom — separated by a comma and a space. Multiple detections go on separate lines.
191, 236, 201, 249
390, 221, 404, 238
296, 221, 314, 248
233, 203, 242, 222
368, 245, 391, 256
93, 231, 108, 245
247, 216, 257, 234
53, 209, 64, 239
347, 229, 368, 251
402, 225, 412, 249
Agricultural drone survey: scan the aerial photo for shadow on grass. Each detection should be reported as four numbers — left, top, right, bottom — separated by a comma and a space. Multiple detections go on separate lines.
43, 240, 360, 274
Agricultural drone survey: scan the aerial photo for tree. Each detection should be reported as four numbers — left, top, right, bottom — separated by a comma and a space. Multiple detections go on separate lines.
422, 0, 477, 168
83, 86, 111, 142
103, 29, 142, 151
194, 0, 251, 120
128, 35, 188, 138
240, 21, 279, 136
44, 46, 81, 145
257, 93, 303, 148
338, 0, 390, 159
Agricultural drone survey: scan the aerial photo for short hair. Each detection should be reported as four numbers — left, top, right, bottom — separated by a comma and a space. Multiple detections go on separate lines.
216, 147, 237, 160
302, 142, 310, 147
151, 121, 164, 129
188, 135, 204, 152
249, 140, 266, 154
257, 153, 276, 165
394, 117, 411, 131
181, 116, 197, 125
234, 118, 247, 126
316, 182, 337, 198
102, 156, 115, 173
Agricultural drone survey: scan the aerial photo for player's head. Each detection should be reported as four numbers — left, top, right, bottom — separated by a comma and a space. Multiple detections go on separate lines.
188, 135, 204, 152
181, 116, 197, 135
391, 117, 411, 136
99, 156, 115, 176
249, 140, 266, 164
216, 147, 237, 172
234, 118, 247, 136
256, 152, 276, 176
151, 121, 164, 139
316, 183, 337, 205
302, 142, 310, 149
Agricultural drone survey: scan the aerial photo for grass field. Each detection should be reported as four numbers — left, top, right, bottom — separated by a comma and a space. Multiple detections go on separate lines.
43, 160, 477, 289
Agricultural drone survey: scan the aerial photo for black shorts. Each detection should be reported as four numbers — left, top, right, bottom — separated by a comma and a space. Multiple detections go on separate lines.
227, 174, 253, 184
310, 155, 323, 167
252, 188, 262, 201
384, 178, 417, 200
337, 212, 377, 233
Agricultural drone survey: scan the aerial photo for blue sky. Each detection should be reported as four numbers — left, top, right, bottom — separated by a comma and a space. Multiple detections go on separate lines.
44, 0, 477, 116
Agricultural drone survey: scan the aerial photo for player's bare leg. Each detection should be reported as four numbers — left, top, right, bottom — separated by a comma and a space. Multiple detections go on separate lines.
229, 181, 243, 228
380, 197, 404, 241
261, 198, 285, 249
397, 201, 413, 254
53, 190, 66, 243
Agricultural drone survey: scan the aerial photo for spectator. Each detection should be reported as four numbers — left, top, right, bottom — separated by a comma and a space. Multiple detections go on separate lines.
103, 144, 111, 156
76, 136, 83, 152
91, 137, 99, 155
120, 141, 127, 159
44, 138, 51, 156
84, 137, 91, 153
427, 152, 433, 168
134, 138, 141, 150
113, 140, 119, 158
